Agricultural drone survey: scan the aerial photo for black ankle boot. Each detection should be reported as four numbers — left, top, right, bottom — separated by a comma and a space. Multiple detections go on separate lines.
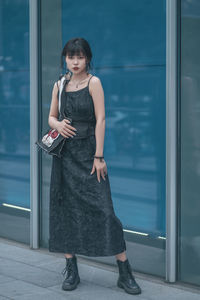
61, 255, 80, 291
116, 258, 141, 295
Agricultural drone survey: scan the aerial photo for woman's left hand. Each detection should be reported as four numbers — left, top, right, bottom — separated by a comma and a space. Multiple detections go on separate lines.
90, 158, 107, 183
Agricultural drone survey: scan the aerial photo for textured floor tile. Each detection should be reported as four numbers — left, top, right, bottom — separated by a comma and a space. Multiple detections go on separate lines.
78, 263, 119, 288
48, 280, 147, 300
0, 240, 199, 300
0, 280, 47, 298
14, 289, 73, 300
175, 291, 200, 300
34, 257, 63, 268
0, 243, 58, 266
131, 278, 200, 300
0, 274, 15, 284
0, 296, 12, 300
0, 258, 61, 288
35, 259, 64, 273
36, 259, 119, 288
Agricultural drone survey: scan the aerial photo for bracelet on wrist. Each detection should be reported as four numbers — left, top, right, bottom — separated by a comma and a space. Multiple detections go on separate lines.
94, 155, 104, 162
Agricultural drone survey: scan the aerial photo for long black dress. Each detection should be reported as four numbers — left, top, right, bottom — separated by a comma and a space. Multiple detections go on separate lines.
49, 74, 127, 257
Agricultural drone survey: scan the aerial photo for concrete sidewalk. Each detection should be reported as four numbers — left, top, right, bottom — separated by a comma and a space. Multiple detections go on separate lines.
0, 238, 199, 300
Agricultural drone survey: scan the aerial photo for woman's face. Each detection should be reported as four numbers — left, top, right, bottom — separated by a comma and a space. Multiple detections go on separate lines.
65, 52, 88, 74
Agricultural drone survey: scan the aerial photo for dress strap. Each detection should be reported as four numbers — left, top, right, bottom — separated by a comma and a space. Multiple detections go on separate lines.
87, 75, 94, 87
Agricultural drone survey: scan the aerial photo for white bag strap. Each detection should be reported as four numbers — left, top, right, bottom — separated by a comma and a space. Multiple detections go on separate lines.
58, 75, 66, 113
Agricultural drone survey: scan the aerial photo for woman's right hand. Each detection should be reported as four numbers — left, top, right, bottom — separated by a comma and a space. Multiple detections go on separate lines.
56, 119, 77, 138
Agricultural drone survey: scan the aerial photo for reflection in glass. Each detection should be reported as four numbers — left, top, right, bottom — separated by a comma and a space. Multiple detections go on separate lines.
0, 0, 30, 243
179, 0, 200, 286
61, 0, 166, 239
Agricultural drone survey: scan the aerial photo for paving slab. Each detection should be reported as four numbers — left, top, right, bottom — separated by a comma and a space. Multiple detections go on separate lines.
0, 237, 199, 300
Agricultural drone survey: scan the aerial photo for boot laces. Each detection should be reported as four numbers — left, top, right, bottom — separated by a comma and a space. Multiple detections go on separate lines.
61, 260, 75, 277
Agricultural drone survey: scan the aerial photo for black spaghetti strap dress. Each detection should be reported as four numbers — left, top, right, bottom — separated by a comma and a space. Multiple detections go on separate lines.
49, 74, 127, 257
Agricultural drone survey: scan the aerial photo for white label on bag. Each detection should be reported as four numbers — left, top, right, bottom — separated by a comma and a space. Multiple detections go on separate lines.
42, 129, 60, 147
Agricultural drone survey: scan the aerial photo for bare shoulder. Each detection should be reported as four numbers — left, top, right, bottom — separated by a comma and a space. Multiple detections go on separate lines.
55, 72, 70, 90
90, 75, 101, 84
89, 75, 103, 95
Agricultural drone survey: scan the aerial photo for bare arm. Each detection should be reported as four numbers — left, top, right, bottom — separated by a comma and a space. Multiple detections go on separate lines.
89, 76, 107, 182
48, 81, 60, 130
89, 76, 105, 157
48, 72, 72, 129
48, 78, 77, 138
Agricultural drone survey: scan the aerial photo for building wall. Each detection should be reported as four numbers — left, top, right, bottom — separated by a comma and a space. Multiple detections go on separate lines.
61, 0, 166, 238
0, 0, 199, 287
179, 0, 200, 286
0, 0, 30, 243
40, 0, 166, 277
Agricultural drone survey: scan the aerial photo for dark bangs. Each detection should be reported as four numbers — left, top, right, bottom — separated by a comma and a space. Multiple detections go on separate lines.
65, 45, 86, 57
60, 37, 93, 71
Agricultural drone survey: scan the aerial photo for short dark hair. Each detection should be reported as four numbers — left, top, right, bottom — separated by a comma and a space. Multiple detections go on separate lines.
61, 37, 93, 72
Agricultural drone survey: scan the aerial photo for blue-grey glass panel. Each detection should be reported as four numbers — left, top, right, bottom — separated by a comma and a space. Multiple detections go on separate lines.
0, 70, 30, 208
99, 67, 166, 236
179, 0, 200, 286
62, 0, 166, 238
0, 0, 29, 70
0, 0, 30, 244
61, 0, 166, 67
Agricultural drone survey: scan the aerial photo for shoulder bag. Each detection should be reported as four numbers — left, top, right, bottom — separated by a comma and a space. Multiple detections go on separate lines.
35, 73, 72, 158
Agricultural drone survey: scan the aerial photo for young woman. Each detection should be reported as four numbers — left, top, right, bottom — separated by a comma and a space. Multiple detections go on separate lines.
48, 37, 142, 295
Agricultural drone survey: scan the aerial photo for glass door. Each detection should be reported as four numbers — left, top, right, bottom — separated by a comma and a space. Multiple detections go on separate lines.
0, 0, 30, 244
178, 0, 200, 286
40, 0, 166, 277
